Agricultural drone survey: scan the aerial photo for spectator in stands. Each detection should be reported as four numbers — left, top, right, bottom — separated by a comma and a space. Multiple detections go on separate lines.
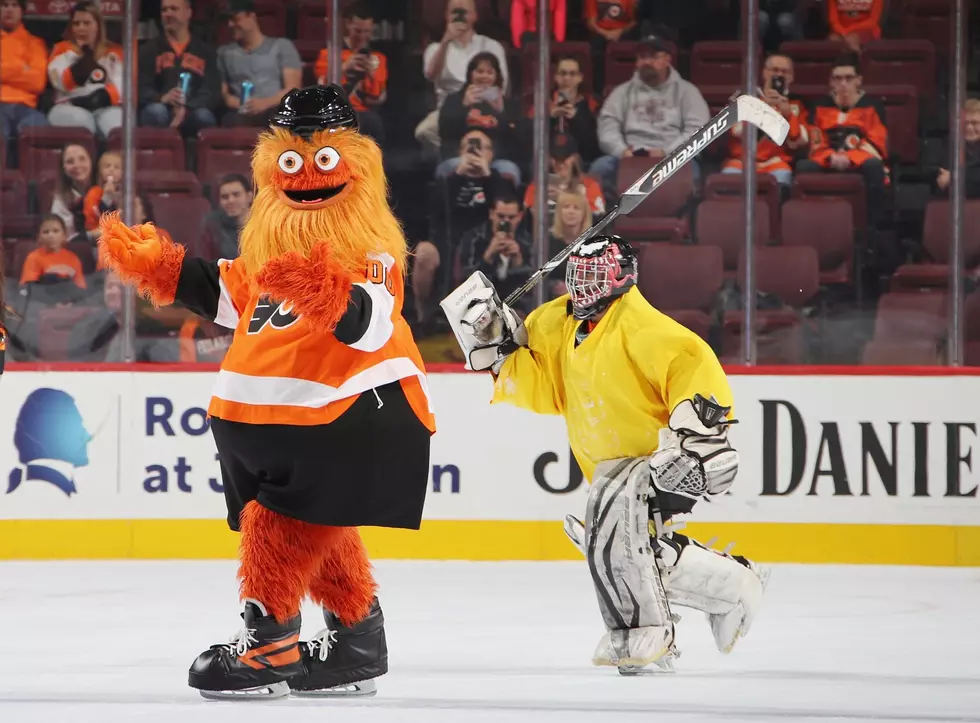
524, 133, 605, 225
440, 129, 512, 238
759, 0, 802, 47
547, 189, 592, 298
436, 53, 521, 183
511, 0, 566, 49
47, 1, 124, 139
584, 0, 639, 93
198, 173, 253, 259
936, 98, 980, 199
827, 0, 882, 52
722, 53, 808, 187
315, 1, 387, 143
459, 186, 534, 309
541, 55, 599, 164
799, 54, 887, 227
0, 0, 49, 139
217, 0, 301, 127
81, 150, 122, 233
416, 0, 509, 160
51, 143, 95, 239
179, 316, 234, 362
590, 34, 709, 202
20, 215, 86, 291
138, 0, 221, 136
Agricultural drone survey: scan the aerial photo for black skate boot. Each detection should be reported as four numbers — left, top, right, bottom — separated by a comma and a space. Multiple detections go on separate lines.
289, 597, 387, 697
188, 600, 304, 700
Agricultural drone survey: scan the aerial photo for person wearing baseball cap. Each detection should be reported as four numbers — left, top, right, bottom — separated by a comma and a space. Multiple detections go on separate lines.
588, 29, 709, 203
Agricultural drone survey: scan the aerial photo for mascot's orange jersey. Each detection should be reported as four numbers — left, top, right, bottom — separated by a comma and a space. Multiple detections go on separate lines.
187, 251, 434, 429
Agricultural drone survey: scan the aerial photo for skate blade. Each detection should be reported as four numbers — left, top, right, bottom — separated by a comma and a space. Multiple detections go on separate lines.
198, 681, 291, 701
290, 678, 377, 698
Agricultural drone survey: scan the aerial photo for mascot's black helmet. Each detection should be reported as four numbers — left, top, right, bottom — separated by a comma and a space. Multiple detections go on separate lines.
270, 84, 358, 139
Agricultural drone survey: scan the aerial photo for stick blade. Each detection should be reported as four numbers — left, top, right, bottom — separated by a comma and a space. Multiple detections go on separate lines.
736, 95, 791, 145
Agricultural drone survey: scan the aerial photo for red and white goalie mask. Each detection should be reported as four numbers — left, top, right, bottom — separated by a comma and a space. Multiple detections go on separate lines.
565, 236, 638, 320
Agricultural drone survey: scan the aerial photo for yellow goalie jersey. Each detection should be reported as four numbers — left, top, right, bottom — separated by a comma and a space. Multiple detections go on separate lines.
492, 287, 733, 482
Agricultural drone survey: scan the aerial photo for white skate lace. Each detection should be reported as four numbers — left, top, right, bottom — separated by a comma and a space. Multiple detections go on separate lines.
307, 628, 338, 662
223, 626, 258, 656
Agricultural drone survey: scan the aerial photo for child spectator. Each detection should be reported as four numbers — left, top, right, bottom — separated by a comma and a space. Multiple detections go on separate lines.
51, 143, 95, 238
82, 150, 122, 232
511, 0, 566, 49
827, 0, 882, 51
437, 52, 521, 183
524, 133, 605, 223
20, 215, 86, 290
47, 1, 124, 139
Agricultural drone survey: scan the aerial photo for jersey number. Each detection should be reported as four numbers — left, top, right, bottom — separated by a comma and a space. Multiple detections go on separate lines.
367, 259, 395, 296
248, 297, 299, 334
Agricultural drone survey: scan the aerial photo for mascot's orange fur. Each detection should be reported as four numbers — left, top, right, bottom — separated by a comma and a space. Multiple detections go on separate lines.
98, 86, 433, 700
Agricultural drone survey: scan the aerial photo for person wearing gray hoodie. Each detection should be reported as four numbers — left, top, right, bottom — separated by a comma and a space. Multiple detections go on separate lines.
589, 35, 710, 203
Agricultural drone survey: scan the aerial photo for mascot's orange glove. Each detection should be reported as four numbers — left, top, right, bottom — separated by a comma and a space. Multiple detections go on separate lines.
255, 242, 354, 334
97, 212, 185, 307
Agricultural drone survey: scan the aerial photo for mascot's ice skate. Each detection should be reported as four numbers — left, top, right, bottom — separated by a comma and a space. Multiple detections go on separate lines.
443, 236, 768, 674
99, 85, 435, 699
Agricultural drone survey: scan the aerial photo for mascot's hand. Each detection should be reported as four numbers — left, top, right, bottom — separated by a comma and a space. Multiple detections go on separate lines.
97, 211, 184, 306
255, 242, 354, 334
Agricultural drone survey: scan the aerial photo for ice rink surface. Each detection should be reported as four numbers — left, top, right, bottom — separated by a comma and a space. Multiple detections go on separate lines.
1, 560, 978, 723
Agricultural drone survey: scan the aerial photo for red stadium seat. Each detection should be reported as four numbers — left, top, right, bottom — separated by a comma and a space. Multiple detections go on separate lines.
778, 40, 847, 85
197, 128, 262, 183
614, 218, 688, 245
296, 0, 332, 42
106, 127, 186, 172
864, 85, 918, 165
862, 339, 942, 365
604, 41, 640, 89
900, 0, 951, 61
702, 173, 782, 242
136, 171, 202, 198
861, 40, 936, 109
790, 173, 868, 234
872, 291, 947, 343
616, 157, 693, 217
17, 127, 97, 179
890, 200, 980, 290
150, 196, 212, 250
781, 199, 854, 285
695, 199, 773, 273
689, 41, 761, 88
638, 243, 724, 341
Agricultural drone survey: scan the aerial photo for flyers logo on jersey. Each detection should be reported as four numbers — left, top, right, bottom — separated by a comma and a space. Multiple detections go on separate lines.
248, 298, 300, 334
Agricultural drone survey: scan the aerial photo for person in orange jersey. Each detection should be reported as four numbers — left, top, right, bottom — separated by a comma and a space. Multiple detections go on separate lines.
827, 0, 882, 51
0, 0, 49, 138
98, 85, 434, 701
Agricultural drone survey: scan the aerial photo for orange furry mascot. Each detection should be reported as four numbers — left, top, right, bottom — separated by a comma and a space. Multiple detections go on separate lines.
98, 86, 435, 700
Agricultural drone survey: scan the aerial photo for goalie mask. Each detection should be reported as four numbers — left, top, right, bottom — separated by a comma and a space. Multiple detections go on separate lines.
566, 236, 638, 320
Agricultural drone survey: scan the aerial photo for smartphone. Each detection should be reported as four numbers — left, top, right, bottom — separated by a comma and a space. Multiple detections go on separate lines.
358, 47, 371, 56
771, 76, 787, 96
466, 136, 482, 155
497, 220, 512, 234
479, 86, 501, 103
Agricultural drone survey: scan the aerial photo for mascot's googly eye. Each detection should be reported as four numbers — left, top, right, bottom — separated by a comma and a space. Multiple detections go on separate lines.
314, 146, 341, 172
278, 150, 304, 174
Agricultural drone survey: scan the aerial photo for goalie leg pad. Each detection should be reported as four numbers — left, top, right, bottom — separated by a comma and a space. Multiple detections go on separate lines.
585, 457, 674, 668
659, 534, 769, 654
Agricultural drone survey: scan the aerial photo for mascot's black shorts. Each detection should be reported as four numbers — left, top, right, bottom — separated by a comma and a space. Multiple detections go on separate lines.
210, 381, 431, 530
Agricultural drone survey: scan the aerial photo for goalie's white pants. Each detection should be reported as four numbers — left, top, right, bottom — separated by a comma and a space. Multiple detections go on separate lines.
660, 535, 770, 654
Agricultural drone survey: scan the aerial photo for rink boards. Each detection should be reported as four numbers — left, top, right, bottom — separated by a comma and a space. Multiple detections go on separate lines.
1, 365, 979, 565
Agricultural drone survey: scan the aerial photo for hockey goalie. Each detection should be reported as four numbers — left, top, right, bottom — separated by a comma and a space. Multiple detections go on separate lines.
445, 236, 769, 672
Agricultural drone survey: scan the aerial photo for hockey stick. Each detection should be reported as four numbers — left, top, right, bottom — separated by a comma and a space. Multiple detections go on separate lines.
501, 95, 790, 308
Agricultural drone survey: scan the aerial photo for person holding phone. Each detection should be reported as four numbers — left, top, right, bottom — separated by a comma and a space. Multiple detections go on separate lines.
721, 53, 808, 187
314, 1, 387, 143
436, 52, 522, 183
415, 0, 509, 159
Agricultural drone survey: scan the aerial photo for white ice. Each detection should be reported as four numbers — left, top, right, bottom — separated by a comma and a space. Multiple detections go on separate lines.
1, 561, 978, 723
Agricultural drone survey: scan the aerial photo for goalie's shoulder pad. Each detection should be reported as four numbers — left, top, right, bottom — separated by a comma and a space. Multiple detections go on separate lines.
669, 394, 737, 438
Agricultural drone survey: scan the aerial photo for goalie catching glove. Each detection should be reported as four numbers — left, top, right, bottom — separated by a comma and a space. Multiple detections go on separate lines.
648, 394, 739, 502
440, 272, 527, 372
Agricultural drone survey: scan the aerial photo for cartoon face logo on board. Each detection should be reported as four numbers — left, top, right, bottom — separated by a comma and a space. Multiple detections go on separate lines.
8, 389, 92, 498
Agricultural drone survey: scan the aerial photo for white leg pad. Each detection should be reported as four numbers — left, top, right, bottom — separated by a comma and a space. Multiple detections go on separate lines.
586, 458, 675, 668
660, 539, 770, 653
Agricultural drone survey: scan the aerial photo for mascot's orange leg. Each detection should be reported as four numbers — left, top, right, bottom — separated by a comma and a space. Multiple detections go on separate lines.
307, 527, 377, 626
237, 501, 344, 622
